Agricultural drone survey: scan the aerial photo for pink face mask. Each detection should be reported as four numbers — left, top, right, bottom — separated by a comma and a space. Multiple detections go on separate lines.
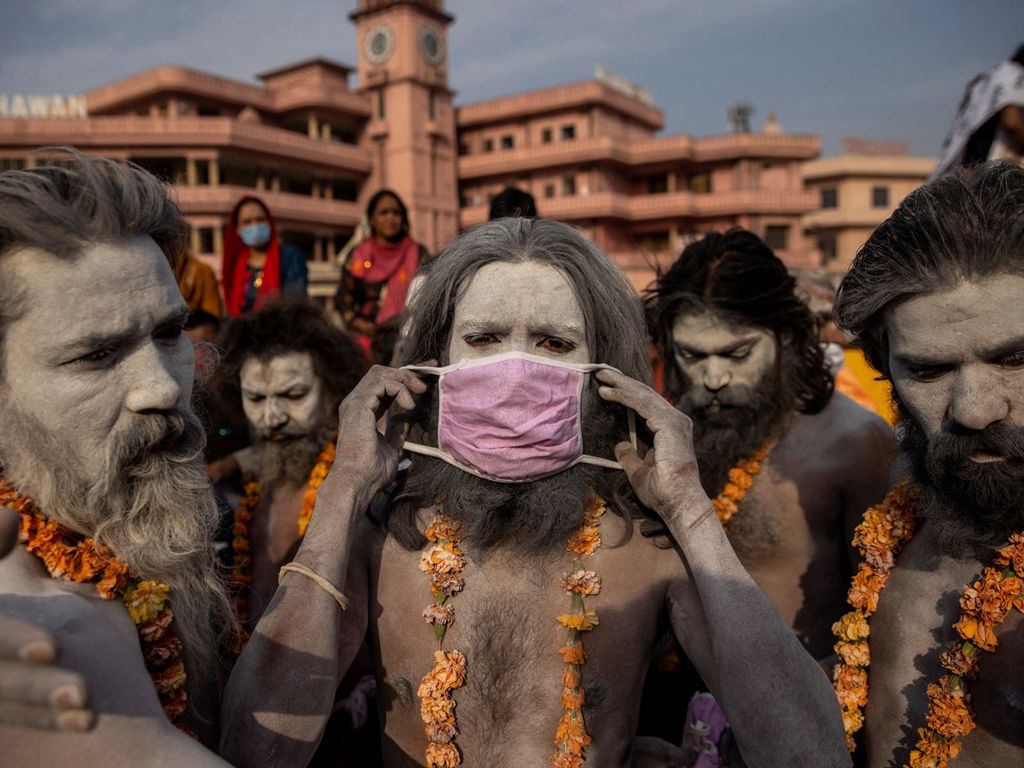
401, 352, 634, 483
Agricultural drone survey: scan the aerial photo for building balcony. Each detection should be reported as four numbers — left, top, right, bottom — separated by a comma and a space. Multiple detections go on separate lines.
802, 207, 891, 230
0, 116, 373, 174
457, 132, 820, 179
175, 185, 362, 228
460, 188, 818, 227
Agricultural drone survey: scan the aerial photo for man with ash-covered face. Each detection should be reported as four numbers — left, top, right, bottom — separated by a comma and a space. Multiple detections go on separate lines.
0, 153, 235, 764
220, 218, 848, 766
646, 231, 894, 661
832, 161, 1024, 765
209, 300, 366, 631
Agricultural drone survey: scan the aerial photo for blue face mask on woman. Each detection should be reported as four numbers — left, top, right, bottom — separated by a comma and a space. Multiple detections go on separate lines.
239, 223, 271, 248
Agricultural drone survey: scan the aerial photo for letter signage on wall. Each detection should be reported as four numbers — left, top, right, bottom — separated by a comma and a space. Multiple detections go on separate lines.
0, 94, 89, 118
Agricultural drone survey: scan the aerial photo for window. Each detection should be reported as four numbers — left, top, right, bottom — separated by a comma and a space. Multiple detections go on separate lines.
429, 91, 436, 121
820, 187, 838, 208
541, 127, 553, 144
561, 175, 576, 196
764, 225, 789, 251
638, 231, 669, 253
647, 175, 668, 194
500, 135, 514, 150
687, 172, 711, 194
872, 186, 889, 208
819, 234, 838, 265
482, 138, 494, 153
458, 142, 470, 156
198, 227, 215, 254
377, 90, 385, 119
560, 124, 575, 140
544, 183, 555, 199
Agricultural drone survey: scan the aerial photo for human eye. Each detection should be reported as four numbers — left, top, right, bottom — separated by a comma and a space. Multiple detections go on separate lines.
74, 347, 118, 365
464, 333, 499, 347
730, 347, 751, 360
907, 365, 951, 383
284, 389, 310, 400
675, 347, 701, 362
995, 350, 1024, 370
538, 336, 576, 354
154, 320, 186, 344
244, 392, 265, 403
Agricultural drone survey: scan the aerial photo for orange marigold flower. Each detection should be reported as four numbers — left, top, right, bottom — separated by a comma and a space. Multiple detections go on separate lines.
424, 740, 461, 767
555, 712, 585, 742
561, 570, 601, 596
939, 642, 980, 679
558, 645, 588, 664
425, 721, 457, 743
832, 665, 868, 708
425, 518, 462, 542
123, 580, 170, 624
557, 610, 599, 631
161, 687, 188, 719
847, 564, 888, 613
423, 603, 456, 626
560, 688, 585, 709
959, 584, 983, 616
566, 526, 601, 557
551, 753, 584, 768
832, 611, 870, 642
243, 482, 260, 497
841, 706, 863, 735
430, 572, 465, 598
924, 678, 975, 740
143, 635, 183, 668
138, 608, 173, 642
562, 668, 581, 688
995, 533, 1024, 574
722, 483, 743, 501
420, 695, 456, 724
152, 660, 186, 694
835, 640, 870, 667
728, 467, 753, 490
952, 616, 998, 652
419, 544, 466, 574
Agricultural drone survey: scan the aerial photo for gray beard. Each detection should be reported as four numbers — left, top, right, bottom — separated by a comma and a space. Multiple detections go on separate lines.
0, 400, 234, 696
252, 423, 335, 490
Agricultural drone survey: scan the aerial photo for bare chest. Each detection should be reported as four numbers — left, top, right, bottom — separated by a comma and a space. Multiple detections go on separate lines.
369, 534, 669, 766
866, 540, 1024, 767
248, 483, 305, 617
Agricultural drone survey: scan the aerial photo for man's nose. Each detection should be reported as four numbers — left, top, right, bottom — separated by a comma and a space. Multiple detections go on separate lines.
947, 367, 1010, 432
703, 358, 731, 392
260, 399, 288, 430
124, 344, 186, 413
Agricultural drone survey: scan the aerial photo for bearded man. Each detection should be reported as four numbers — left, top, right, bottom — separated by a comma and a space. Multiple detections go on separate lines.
831, 160, 1024, 765
646, 230, 894, 660
0, 153, 234, 764
219, 217, 848, 766
209, 300, 366, 630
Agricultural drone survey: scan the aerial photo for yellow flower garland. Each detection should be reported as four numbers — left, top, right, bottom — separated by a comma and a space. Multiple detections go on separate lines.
832, 479, 1024, 766
3, 479, 191, 733
230, 441, 336, 630
415, 497, 605, 768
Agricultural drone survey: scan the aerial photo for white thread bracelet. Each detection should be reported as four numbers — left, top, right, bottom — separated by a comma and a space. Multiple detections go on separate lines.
278, 562, 349, 611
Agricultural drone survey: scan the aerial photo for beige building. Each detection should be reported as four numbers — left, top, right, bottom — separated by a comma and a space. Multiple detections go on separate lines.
802, 140, 935, 273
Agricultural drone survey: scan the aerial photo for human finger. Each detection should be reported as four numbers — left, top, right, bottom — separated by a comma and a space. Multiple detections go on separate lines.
0, 700, 94, 731
0, 658, 89, 709
0, 505, 17, 558
613, 441, 647, 477
0, 614, 58, 663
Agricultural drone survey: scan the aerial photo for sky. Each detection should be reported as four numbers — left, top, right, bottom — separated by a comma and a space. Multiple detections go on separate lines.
0, 0, 1021, 156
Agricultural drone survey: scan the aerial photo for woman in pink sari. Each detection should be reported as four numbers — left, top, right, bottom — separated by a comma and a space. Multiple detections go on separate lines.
334, 190, 427, 352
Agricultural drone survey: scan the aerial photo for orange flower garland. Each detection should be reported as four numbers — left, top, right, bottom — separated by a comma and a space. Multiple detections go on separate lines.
712, 440, 771, 530
229, 440, 336, 628
831, 479, 1024, 766
2, 480, 190, 732
552, 495, 604, 768
418, 516, 467, 767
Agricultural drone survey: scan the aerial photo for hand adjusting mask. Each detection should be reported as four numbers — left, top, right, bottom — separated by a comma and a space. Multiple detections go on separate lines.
402, 351, 636, 483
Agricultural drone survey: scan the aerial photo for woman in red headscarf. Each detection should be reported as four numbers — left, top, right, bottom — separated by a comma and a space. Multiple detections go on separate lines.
222, 196, 308, 316
334, 190, 427, 344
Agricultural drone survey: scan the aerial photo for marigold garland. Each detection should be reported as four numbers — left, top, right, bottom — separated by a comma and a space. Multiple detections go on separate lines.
229, 440, 335, 628
831, 479, 1024, 766
552, 495, 605, 768
712, 440, 771, 530
2, 480, 191, 732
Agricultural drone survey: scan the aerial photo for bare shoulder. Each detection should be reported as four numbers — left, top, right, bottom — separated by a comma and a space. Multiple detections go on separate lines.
0, 549, 227, 766
787, 391, 894, 468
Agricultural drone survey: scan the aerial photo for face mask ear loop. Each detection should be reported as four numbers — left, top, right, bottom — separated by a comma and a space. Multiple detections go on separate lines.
627, 408, 638, 452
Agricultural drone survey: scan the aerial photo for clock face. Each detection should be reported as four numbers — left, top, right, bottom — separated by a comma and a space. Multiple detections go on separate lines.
418, 26, 444, 66
364, 24, 395, 64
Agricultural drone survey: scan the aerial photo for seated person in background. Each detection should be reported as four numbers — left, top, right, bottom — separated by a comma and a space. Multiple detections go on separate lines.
334, 189, 427, 350
222, 195, 307, 317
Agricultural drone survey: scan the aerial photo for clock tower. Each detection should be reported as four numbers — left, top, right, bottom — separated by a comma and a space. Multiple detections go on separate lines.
351, 0, 458, 253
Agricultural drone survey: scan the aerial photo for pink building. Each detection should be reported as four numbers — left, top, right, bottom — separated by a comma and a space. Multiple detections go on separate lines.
0, 0, 821, 295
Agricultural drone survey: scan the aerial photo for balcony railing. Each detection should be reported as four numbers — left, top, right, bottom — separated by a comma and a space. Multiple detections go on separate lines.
175, 185, 362, 227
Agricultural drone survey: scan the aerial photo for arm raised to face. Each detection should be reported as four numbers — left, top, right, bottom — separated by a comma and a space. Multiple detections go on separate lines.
596, 368, 850, 767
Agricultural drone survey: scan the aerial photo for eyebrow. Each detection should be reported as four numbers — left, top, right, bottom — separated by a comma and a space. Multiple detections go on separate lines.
675, 337, 757, 355
455, 319, 585, 338
894, 334, 1024, 368
57, 308, 189, 357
